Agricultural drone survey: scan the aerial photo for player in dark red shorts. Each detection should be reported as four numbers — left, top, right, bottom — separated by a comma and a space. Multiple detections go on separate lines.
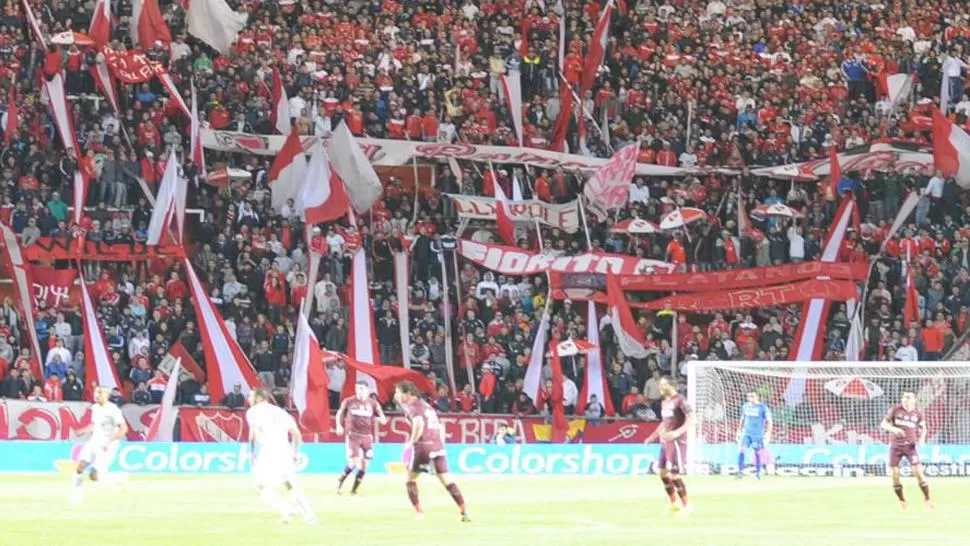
335, 381, 387, 495
880, 390, 933, 510
645, 377, 694, 515
395, 381, 470, 522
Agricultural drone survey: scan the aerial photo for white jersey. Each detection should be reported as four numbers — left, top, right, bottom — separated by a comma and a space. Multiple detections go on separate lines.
246, 402, 296, 454
90, 402, 125, 445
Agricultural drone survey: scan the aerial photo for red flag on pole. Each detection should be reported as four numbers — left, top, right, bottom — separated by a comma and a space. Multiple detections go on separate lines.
4, 85, 17, 145
903, 262, 920, 327
828, 145, 841, 201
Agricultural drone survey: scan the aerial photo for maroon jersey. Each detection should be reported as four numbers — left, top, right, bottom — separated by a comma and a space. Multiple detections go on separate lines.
340, 397, 383, 437
406, 398, 444, 451
884, 404, 925, 446
660, 394, 692, 432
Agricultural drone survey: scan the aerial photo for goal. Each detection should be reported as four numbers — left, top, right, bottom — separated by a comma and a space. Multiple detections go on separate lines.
685, 361, 970, 477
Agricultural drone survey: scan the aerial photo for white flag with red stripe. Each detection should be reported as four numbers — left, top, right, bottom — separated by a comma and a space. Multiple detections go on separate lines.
299, 142, 351, 224
0, 223, 44, 380
183, 258, 261, 400
580, 0, 612, 95
268, 129, 308, 212
292, 311, 330, 435
328, 121, 383, 213
882, 191, 920, 249
89, 0, 112, 47
500, 68, 523, 146
490, 165, 517, 245
511, 172, 524, 202
190, 81, 205, 177
131, 0, 172, 49
576, 301, 615, 416
145, 149, 183, 245
80, 278, 121, 399
145, 359, 180, 441
272, 68, 291, 135
932, 108, 970, 187
606, 272, 649, 359
91, 56, 120, 116
522, 305, 551, 404
342, 248, 380, 398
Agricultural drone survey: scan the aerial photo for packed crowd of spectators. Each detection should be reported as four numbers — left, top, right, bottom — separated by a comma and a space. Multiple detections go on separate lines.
0, 0, 969, 422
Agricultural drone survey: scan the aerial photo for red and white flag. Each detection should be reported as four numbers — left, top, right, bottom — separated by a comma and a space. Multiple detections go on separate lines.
500, 67, 523, 146
576, 301, 615, 416
186, 0, 247, 55
511, 172, 524, 202
21, 0, 45, 48
145, 359, 180, 441
548, 345, 570, 443
828, 145, 841, 200
882, 191, 920, 248
932, 108, 970, 186
89, 0, 112, 47
582, 142, 639, 216
145, 149, 183, 245
606, 272, 649, 359
4, 85, 17, 145
342, 248, 381, 399
903, 261, 920, 326
190, 81, 205, 177
328, 121, 383, 213
183, 258, 261, 400
490, 165, 517, 245
300, 143, 351, 224
522, 306, 551, 404
877, 73, 913, 108
91, 56, 120, 116
580, 0, 613, 95
130, 0, 172, 49
80, 278, 121, 399
271, 67, 291, 135
292, 311, 330, 437
0, 223, 44, 380
268, 129, 308, 212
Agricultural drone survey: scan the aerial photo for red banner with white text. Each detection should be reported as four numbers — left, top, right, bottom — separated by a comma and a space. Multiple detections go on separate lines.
612, 261, 868, 292
25, 265, 77, 308
103, 48, 167, 83
636, 280, 860, 312
0, 400, 157, 441
19, 239, 187, 262
458, 240, 674, 276
178, 407, 660, 444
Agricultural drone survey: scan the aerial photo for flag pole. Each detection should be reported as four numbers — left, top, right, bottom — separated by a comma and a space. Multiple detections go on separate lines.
439, 254, 459, 396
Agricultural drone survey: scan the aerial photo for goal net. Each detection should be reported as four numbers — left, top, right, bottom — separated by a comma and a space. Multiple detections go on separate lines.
686, 362, 970, 477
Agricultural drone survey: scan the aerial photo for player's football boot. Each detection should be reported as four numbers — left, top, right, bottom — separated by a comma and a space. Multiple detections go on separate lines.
925, 500, 935, 511
415, 512, 426, 521
666, 503, 681, 515
677, 505, 694, 517
461, 513, 471, 523
899, 500, 907, 511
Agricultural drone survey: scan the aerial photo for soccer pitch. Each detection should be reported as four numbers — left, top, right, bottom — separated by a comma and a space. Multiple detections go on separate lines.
0, 474, 961, 546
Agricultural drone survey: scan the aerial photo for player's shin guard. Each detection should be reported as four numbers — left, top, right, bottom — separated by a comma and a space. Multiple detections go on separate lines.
445, 483, 466, 514
672, 478, 688, 506
893, 484, 905, 502
919, 482, 930, 501
660, 476, 677, 504
754, 450, 762, 477
337, 466, 353, 488
406, 481, 421, 513
351, 471, 366, 494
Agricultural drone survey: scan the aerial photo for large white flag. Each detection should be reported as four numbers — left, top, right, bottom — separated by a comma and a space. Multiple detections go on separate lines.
501, 68, 524, 147
186, 0, 247, 54
145, 150, 183, 245
146, 359, 181, 441
522, 305, 551, 403
328, 121, 383, 213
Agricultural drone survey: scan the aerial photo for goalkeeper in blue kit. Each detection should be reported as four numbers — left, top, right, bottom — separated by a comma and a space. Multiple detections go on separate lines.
736, 391, 773, 479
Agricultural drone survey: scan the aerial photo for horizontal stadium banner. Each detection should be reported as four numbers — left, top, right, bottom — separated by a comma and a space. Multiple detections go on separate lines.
637, 280, 861, 312
457, 240, 674, 276
0, 400, 157, 441
449, 194, 582, 233
179, 407, 660, 444
201, 129, 739, 176
3, 442, 969, 477
612, 261, 869, 292
16, 239, 187, 262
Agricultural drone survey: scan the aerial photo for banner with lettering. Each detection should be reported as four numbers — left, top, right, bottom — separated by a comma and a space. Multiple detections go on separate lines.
25, 265, 76, 308
609, 261, 869, 292
457, 240, 674, 276
19, 239, 187, 262
449, 195, 582, 233
0, 400, 156, 440
103, 48, 167, 84
637, 280, 860, 312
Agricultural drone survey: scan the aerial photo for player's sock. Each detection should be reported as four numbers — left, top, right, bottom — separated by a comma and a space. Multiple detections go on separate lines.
893, 484, 905, 502
445, 483, 466, 514
72, 473, 83, 488
737, 451, 745, 473
337, 466, 353, 488
406, 481, 422, 513
259, 489, 291, 518
660, 476, 677, 504
289, 487, 314, 519
672, 478, 688, 506
754, 451, 762, 478
918, 482, 930, 501
351, 471, 366, 494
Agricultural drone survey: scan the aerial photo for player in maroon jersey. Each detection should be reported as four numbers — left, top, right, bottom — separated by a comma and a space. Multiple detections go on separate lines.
645, 377, 694, 515
394, 381, 470, 522
334, 381, 387, 495
880, 390, 933, 510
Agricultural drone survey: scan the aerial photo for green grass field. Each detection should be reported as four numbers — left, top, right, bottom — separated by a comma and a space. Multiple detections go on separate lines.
0, 474, 961, 546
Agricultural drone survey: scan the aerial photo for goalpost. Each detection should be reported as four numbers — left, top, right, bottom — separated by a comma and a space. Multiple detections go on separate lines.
685, 361, 970, 477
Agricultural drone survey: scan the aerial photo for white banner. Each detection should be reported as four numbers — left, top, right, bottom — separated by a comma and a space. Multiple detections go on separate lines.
752, 142, 940, 182
201, 129, 731, 177
583, 143, 640, 216
449, 194, 582, 233
0, 400, 157, 440
458, 240, 674, 276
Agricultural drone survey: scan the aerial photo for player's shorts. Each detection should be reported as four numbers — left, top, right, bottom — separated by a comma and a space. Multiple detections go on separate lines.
252, 449, 296, 487
740, 435, 765, 450
888, 443, 920, 467
405, 444, 449, 474
346, 434, 374, 461
659, 439, 687, 474
77, 440, 119, 474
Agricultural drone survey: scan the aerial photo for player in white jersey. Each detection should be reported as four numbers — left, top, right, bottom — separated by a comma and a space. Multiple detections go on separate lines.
245, 388, 317, 524
72, 386, 128, 502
